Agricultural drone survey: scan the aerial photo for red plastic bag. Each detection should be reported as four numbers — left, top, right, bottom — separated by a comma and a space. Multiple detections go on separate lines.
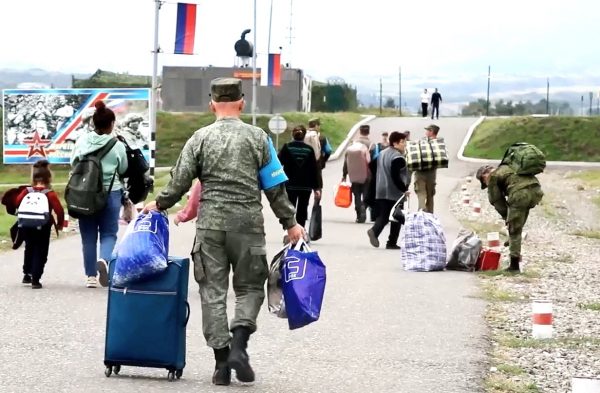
334, 182, 352, 208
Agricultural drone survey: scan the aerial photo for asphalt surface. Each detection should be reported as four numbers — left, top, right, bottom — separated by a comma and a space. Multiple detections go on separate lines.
0, 117, 487, 393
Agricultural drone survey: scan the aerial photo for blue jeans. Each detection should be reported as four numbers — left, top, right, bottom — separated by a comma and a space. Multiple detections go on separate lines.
78, 190, 122, 277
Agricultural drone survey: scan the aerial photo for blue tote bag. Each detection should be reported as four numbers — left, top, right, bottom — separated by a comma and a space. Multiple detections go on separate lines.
281, 240, 326, 330
114, 211, 170, 286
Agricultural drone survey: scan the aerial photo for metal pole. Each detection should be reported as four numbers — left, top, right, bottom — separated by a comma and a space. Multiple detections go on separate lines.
379, 78, 383, 114
589, 92, 593, 116
251, 0, 257, 125
546, 78, 550, 115
267, 0, 274, 115
150, 0, 161, 179
581, 95, 584, 116
267, 0, 273, 53
398, 66, 402, 116
486, 65, 491, 116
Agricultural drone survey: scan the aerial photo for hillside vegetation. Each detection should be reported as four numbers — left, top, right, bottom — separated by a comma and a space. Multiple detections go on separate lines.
463, 117, 600, 161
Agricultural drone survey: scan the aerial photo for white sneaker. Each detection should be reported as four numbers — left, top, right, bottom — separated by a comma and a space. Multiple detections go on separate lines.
86, 276, 98, 288
96, 259, 109, 287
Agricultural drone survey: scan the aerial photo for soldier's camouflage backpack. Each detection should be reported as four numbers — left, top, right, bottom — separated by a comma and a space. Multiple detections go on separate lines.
500, 142, 546, 175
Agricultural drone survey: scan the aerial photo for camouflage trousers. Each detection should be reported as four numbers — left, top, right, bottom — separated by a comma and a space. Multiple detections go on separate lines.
414, 169, 436, 213
192, 229, 268, 349
507, 207, 529, 258
506, 187, 543, 257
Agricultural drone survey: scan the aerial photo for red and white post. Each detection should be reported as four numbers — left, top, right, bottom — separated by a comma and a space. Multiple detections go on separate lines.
532, 300, 553, 339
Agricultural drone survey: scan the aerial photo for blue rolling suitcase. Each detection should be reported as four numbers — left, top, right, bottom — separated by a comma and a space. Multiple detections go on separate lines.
104, 257, 190, 381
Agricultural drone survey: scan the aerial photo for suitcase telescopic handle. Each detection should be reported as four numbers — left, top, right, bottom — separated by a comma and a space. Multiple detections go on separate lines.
184, 301, 191, 326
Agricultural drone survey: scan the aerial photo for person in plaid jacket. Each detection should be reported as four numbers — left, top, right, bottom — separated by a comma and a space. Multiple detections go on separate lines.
413, 125, 440, 213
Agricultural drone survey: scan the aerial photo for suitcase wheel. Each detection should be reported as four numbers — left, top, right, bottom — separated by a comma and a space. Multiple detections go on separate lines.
167, 370, 175, 382
175, 369, 183, 379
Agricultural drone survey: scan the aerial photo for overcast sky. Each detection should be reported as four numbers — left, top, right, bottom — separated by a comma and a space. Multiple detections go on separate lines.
1, 0, 599, 93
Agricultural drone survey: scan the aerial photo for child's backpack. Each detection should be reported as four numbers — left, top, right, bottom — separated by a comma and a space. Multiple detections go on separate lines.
345, 141, 370, 184
500, 142, 546, 175
17, 187, 51, 229
117, 136, 153, 204
65, 139, 118, 218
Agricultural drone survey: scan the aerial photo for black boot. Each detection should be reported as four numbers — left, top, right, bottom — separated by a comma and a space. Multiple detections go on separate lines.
228, 327, 255, 383
506, 256, 521, 273
212, 347, 231, 385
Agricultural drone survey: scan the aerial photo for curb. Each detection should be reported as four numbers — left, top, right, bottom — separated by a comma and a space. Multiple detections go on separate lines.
457, 116, 600, 168
330, 115, 377, 161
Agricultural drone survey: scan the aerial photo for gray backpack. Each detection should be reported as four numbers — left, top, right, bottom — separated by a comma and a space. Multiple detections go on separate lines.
65, 139, 118, 218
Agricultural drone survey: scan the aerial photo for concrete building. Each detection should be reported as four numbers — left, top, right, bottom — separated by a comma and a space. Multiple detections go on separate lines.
161, 66, 311, 114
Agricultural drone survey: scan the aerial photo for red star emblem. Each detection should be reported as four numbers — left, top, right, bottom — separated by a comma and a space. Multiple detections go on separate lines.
24, 131, 53, 159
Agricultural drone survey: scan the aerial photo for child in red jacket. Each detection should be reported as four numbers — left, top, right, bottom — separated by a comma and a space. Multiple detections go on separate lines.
15, 160, 64, 289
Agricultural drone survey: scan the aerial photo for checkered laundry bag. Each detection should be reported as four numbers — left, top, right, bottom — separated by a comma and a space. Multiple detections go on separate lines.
406, 138, 449, 171
400, 211, 447, 271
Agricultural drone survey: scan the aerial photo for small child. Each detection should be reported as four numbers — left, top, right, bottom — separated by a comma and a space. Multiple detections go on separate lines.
174, 180, 201, 226
15, 160, 64, 289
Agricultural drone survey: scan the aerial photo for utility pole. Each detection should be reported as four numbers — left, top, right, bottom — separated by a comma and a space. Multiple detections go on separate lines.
150, 0, 162, 180
486, 65, 491, 116
590, 92, 593, 116
581, 95, 584, 116
251, 0, 257, 125
546, 78, 550, 115
379, 78, 383, 114
398, 66, 402, 116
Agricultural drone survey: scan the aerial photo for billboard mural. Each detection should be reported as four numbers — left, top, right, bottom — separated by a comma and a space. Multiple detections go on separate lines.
2, 88, 151, 164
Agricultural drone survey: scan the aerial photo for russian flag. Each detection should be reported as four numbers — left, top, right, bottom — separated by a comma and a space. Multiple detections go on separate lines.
267, 53, 281, 87
174, 3, 197, 55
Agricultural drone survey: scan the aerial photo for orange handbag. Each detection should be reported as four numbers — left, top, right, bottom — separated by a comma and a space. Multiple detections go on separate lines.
334, 182, 352, 208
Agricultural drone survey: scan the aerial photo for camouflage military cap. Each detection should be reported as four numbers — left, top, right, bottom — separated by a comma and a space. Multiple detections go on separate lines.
425, 124, 440, 133
476, 165, 495, 190
210, 77, 244, 102
308, 117, 321, 125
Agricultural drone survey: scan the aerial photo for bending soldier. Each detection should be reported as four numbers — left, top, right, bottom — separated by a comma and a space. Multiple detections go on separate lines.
476, 164, 544, 272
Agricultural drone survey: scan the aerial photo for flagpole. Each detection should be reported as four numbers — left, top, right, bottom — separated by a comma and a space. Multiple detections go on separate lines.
151, 0, 161, 179
251, 0, 258, 125
268, 0, 274, 114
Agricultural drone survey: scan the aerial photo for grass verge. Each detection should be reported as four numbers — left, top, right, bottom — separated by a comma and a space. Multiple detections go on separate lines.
463, 117, 600, 161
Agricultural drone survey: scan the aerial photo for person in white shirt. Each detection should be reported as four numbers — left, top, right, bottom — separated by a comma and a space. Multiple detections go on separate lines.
420, 89, 430, 118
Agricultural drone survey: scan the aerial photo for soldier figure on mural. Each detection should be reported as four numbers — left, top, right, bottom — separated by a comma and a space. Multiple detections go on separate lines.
144, 78, 304, 386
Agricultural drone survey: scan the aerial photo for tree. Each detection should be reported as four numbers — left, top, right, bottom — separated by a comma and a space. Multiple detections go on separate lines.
384, 97, 395, 108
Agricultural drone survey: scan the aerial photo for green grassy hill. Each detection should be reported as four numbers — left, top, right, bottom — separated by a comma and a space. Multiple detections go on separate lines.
463, 117, 600, 161
156, 112, 362, 166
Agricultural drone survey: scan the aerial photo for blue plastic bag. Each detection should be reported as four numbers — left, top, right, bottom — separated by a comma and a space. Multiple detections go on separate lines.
114, 211, 169, 286
259, 137, 288, 190
281, 240, 326, 330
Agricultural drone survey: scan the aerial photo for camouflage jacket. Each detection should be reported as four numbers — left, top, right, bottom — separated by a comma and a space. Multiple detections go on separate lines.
156, 117, 296, 233
487, 165, 542, 219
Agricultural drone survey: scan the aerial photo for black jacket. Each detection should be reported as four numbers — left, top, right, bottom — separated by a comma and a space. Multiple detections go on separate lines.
278, 141, 321, 191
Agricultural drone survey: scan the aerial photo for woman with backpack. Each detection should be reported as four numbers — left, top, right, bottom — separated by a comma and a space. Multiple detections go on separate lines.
15, 160, 64, 289
69, 101, 128, 288
278, 125, 321, 229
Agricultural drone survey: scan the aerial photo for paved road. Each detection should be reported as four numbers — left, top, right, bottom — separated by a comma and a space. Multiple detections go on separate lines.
0, 117, 486, 393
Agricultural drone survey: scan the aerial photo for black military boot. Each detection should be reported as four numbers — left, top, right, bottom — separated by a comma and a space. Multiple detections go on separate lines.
212, 347, 231, 385
228, 327, 255, 383
506, 256, 521, 273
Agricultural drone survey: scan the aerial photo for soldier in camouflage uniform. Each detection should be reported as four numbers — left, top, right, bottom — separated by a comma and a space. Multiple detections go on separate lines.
476, 164, 544, 272
144, 78, 305, 385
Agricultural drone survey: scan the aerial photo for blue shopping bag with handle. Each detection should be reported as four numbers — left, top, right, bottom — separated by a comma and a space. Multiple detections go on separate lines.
114, 211, 169, 286
281, 239, 326, 330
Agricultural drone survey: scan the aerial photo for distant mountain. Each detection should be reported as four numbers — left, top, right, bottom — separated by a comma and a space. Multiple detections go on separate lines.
0, 68, 90, 89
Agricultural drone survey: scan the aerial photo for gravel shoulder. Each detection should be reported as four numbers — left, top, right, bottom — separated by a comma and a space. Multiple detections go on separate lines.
451, 169, 600, 393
